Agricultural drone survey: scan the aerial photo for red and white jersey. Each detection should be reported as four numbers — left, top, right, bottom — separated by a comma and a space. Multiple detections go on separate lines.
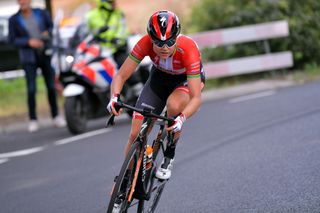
129, 34, 201, 79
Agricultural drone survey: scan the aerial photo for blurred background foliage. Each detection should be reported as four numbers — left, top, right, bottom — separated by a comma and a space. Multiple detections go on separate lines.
188, 0, 320, 69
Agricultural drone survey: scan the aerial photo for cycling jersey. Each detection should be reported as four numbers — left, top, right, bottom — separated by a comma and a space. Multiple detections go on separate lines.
129, 34, 202, 79
131, 34, 205, 118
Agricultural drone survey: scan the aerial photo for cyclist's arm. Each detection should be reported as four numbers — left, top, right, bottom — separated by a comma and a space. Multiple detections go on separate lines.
111, 35, 149, 95
111, 56, 139, 95
179, 37, 202, 119
181, 76, 202, 119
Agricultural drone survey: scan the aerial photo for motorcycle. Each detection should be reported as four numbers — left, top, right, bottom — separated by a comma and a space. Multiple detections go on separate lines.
57, 26, 150, 134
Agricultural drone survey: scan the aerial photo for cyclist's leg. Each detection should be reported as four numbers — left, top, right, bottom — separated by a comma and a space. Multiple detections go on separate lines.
155, 88, 188, 179
164, 81, 205, 159
125, 118, 143, 156
124, 70, 167, 156
164, 88, 189, 158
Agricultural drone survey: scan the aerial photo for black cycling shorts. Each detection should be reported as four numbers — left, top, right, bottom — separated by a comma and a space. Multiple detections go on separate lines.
134, 65, 205, 116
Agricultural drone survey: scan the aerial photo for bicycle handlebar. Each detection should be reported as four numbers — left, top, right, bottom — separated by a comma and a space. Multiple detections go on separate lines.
107, 100, 175, 127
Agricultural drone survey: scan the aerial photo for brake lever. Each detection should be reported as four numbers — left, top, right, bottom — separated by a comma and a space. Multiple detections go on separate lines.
106, 101, 123, 127
106, 115, 115, 127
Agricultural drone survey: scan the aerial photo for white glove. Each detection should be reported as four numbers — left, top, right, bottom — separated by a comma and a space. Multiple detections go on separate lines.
169, 113, 186, 133
107, 93, 119, 115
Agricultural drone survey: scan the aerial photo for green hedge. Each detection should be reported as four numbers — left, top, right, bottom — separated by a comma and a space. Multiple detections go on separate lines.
188, 0, 320, 69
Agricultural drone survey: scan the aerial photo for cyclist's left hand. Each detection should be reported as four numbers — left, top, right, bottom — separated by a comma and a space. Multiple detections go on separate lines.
107, 93, 121, 116
167, 113, 186, 133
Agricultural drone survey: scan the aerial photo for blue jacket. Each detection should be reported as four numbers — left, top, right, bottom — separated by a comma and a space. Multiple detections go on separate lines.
8, 8, 53, 64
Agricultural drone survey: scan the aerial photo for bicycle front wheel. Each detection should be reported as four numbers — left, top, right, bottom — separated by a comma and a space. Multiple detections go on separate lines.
107, 141, 141, 213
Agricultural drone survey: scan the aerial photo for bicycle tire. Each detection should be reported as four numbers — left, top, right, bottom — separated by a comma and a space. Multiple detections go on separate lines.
107, 141, 141, 213
137, 179, 167, 213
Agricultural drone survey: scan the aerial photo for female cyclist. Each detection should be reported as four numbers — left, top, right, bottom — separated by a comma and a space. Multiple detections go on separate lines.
107, 10, 205, 180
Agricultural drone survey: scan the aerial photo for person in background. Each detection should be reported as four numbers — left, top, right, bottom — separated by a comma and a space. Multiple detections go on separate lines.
8, 0, 66, 132
86, 0, 129, 68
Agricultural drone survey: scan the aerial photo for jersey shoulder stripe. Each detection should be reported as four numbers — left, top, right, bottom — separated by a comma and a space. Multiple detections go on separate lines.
129, 54, 141, 63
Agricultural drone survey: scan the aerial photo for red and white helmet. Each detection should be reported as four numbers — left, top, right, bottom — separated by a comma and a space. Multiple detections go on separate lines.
147, 10, 181, 47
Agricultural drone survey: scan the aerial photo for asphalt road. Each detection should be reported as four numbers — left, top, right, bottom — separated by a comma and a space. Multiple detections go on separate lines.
1, 81, 320, 213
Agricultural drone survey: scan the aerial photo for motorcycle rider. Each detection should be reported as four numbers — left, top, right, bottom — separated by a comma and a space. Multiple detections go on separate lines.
86, 0, 143, 97
86, 0, 129, 68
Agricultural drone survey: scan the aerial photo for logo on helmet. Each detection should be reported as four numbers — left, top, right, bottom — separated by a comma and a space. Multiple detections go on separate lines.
160, 17, 167, 27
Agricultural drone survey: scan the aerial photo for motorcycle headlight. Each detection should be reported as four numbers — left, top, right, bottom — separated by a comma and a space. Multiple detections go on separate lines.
66, 55, 74, 64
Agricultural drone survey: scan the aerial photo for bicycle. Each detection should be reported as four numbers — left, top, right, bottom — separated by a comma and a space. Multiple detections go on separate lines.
106, 100, 175, 213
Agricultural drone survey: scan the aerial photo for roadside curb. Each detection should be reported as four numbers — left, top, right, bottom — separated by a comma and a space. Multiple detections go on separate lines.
0, 79, 296, 135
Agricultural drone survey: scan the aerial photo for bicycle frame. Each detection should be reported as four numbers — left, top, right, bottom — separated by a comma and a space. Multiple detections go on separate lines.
130, 113, 174, 203
128, 116, 154, 202
134, 118, 172, 202
107, 101, 175, 208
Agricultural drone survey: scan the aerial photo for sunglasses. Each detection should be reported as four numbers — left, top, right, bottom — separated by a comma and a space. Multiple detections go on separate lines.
152, 38, 176, 48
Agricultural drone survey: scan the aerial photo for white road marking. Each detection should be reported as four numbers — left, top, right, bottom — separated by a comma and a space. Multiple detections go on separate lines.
0, 158, 9, 164
54, 128, 112, 146
0, 128, 113, 164
229, 90, 276, 103
0, 147, 44, 159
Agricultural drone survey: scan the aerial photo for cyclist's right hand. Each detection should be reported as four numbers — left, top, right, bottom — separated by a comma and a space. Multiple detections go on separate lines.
107, 93, 121, 116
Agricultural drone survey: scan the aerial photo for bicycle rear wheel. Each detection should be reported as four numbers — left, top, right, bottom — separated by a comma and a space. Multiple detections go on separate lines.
107, 141, 141, 213
137, 167, 167, 213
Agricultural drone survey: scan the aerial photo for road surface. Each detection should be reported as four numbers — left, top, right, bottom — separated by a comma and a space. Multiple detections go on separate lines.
1, 81, 320, 212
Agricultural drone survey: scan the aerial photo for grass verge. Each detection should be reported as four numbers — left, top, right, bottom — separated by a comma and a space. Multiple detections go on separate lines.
0, 77, 64, 123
